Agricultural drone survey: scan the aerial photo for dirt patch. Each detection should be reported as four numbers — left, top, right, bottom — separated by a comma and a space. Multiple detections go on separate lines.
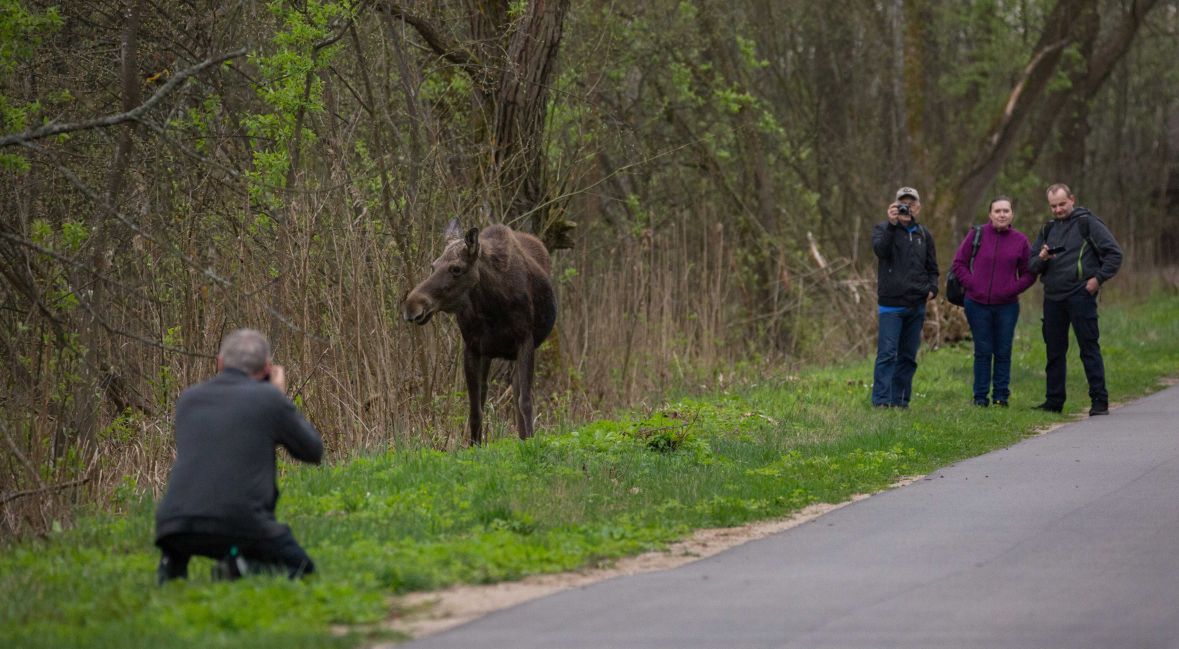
380, 477, 920, 642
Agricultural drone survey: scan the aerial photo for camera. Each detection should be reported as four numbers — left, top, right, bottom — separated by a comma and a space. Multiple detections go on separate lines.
896, 203, 911, 216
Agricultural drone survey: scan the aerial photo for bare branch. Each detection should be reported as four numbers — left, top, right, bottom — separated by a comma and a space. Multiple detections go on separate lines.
1, 478, 90, 507
0, 231, 161, 301
21, 144, 327, 344
0, 47, 248, 148
373, 2, 478, 70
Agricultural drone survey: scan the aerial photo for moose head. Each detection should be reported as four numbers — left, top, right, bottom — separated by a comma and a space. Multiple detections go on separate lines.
403, 220, 481, 325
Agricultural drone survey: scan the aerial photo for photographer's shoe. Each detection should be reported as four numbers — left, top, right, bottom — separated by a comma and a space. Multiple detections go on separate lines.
211, 547, 248, 581
973, 399, 989, 407
1089, 402, 1109, 416
1032, 402, 1063, 413
992, 400, 1008, 408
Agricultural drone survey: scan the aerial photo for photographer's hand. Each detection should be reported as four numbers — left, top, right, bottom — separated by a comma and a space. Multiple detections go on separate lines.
269, 365, 288, 394
1039, 244, 1053, 261
887, 204, 899, 225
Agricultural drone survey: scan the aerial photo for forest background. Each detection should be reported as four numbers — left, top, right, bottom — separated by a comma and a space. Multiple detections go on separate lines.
1, 0, 1177, 539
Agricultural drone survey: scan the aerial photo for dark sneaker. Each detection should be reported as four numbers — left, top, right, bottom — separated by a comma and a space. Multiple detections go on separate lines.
992, 400, 1008, 408
157, 556, 184, 585
1089, 403, 1109, 416
1032, 402, 1063, 413
973, 400, 989, 407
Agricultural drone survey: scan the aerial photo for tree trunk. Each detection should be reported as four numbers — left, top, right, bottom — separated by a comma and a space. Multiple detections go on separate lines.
945, 0, 1159, 229
939, 0, 1093, 231
489, 0, 571, 247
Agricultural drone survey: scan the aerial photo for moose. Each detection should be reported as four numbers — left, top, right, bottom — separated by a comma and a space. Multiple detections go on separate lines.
403, 220, 557, 445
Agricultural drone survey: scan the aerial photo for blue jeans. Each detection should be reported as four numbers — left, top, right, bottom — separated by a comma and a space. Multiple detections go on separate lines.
872, 305, 925, 406
964, 299, 1020, 403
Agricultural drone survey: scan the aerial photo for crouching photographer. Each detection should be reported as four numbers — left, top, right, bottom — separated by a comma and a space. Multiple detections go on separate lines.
871, 187, 939, 408
155, 328, 323, 583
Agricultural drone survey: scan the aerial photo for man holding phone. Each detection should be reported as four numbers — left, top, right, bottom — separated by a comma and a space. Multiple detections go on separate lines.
1028, 184, 1124, 416
155, 329, 323, 583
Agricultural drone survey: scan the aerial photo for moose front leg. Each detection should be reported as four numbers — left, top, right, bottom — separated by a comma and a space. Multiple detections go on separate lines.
463, 347, 490, 445
513, 337, 536, 440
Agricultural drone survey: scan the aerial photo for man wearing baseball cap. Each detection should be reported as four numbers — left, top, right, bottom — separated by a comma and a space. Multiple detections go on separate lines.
871, 186, 939, 408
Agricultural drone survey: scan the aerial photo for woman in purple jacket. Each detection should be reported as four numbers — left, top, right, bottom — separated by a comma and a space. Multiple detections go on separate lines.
951, 196, 1038, 407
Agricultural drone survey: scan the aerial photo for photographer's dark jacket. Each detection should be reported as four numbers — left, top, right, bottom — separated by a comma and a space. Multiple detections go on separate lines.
155, 368, 323, 542
873, 220, 940, 307
1027, 207, 1123, 301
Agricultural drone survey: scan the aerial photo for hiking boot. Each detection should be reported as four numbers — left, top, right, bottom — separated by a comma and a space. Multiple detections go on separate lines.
992, 400, 1008, 408
1032, 402, 1063, 413
156, 556, 184, 585
973, 399, 989, 407
1089, 402, 1109, 416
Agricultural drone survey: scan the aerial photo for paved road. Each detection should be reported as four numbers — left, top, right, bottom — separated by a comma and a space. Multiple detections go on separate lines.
404, 386, 1179, 648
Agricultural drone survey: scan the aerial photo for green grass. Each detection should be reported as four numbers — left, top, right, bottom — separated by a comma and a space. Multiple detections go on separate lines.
4, 294, 1179, 648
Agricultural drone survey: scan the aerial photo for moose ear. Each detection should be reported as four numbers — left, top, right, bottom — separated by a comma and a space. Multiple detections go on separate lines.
464, 227, 480, 261
444, 218, 462, 241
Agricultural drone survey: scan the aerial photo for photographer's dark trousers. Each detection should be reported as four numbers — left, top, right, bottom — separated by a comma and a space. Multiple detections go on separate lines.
1042, 290, 1107, 408
872, 305, 925, 407
156, 529, 315, 583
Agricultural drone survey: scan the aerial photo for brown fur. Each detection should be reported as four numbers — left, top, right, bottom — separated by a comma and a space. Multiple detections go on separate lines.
403, 222, 556, 444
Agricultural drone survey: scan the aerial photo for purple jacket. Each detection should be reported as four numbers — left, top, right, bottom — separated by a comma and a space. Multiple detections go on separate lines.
951, 223, 1037, 305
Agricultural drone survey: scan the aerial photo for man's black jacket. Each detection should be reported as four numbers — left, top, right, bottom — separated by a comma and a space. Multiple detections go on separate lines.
1027, 207, 1123, 301
873, 220, 939, 307
155, 368, 323, 542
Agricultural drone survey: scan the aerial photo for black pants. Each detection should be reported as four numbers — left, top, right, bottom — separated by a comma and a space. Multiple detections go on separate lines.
1042, 291, 1107, 407
156, 529, 315, 582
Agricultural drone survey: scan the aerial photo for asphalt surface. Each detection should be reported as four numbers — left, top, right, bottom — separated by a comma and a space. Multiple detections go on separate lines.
403, 385, 1179, 648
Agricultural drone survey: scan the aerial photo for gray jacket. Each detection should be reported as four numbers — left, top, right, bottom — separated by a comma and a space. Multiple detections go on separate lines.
155, 368, 323, 541
1028, 207, 1123, 301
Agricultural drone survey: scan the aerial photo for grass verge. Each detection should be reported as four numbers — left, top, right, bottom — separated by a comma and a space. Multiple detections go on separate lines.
4, 294, 1179, 649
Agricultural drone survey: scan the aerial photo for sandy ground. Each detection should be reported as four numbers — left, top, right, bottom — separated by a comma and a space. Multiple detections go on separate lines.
376, 402, 1119, 644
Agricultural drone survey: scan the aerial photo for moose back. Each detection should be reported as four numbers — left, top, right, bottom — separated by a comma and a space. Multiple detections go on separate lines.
403, 221, 556, 444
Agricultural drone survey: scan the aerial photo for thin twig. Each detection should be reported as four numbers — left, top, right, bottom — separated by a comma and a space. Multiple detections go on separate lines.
0, 48, 248, 148
0, 477, 91, 507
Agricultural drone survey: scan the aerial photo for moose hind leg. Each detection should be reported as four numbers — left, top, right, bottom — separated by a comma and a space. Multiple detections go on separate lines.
513, 339, 536, 439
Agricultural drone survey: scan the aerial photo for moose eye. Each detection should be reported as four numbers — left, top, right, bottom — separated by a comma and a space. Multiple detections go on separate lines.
449, 265, 463, 276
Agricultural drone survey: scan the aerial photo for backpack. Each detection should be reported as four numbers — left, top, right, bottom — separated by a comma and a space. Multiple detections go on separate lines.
946, 225, 982, 307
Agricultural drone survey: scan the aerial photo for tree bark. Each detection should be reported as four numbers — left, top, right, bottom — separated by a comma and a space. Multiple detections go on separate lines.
378, 0, 573, 248
939, 0, 1093, 230
490, 0, 571, 246
943, 0, 1159, 229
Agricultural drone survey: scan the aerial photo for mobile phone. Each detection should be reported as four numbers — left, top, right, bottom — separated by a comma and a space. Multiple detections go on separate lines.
1047, 246, 1066, 255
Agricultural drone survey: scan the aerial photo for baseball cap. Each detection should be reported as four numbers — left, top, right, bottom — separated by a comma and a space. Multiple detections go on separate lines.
895, 186, 920, 201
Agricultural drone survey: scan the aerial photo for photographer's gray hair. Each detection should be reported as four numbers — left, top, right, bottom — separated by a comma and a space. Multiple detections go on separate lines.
219, 329, 270, 374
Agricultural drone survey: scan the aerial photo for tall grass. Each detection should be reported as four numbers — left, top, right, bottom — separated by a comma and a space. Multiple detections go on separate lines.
3, 294, 1178, 649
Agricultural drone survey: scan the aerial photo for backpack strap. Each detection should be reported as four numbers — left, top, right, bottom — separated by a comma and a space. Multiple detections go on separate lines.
967, 225, 983, 271
1040, 219, 1054, 245
1077, 215, 1102, 264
